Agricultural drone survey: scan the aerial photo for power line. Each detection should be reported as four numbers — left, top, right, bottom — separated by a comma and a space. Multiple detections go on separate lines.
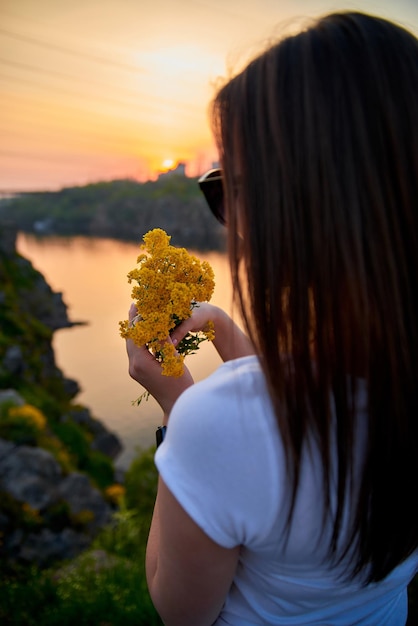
0, 149, 86, 164
0, 70, 202, 120
0, 118, 170, 153
0, 10, 217, 185
0, 2, 263, 52
0, 94, 205, 153
0, 26, 145, 74
0, 58, 201, 113
0, 57, 201, 113
0, 94, 165, 139
0, 102, 146, 141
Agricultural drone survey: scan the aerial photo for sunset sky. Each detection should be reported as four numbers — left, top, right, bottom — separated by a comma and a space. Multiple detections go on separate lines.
1, 0, 418, 191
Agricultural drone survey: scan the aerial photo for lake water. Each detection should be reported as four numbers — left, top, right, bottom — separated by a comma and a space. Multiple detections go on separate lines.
16, 233, 234, 469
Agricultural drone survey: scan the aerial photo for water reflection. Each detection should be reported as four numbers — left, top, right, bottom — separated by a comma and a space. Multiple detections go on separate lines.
17, 234, 234, 468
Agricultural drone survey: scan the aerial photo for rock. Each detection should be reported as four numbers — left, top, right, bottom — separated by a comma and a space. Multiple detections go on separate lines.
16, 265, 73, 331
0, 389, 25, 406
61, 408, 122, 459
0, 437, 15, 456
91, 432, 123, 460
57, 473, 111, 532
0, 220, 121, 567
2, 345, 24, 375
63, 407, 106, 435
18, 527, 90, 565
62, 377, 81, 398
37, 348, 80, 395
0, 438, 114, 565
114, 467, 126, 485
0, 441, 112, 532
11, 254, 83, 331
4, 528, 24, 557
10, 475, 57, 510
0, 443, 63, 510
0, 511, 10, 531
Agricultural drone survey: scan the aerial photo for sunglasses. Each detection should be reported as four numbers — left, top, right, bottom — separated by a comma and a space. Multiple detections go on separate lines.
198, 168, 226, 226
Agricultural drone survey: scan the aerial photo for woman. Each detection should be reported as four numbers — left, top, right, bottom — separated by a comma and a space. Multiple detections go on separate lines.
126, 12, 418, 625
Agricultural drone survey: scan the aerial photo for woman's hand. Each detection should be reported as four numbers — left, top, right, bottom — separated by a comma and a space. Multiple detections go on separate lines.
126, 304, 194, 423
170, 303, 255, 363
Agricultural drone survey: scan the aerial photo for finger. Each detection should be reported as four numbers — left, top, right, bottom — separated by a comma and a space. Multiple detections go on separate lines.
127, 341, 160, 377
152, 334, 181, 357
170, 319, 194, 345
129, 354, 158, 382
128, 302, 138, 321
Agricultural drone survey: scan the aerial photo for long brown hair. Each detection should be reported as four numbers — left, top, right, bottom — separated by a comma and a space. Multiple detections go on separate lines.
212, 12, 418, 582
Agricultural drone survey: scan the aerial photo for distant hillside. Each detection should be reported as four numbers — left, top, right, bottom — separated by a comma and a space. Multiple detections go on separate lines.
0, 176, 226, 251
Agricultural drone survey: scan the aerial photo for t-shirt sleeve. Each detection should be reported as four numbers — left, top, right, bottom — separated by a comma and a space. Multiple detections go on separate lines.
155, 359, 286, 549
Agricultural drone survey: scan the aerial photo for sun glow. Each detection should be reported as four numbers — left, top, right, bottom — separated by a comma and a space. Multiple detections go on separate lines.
3, 0, 413, 191
161, 159, 175, 170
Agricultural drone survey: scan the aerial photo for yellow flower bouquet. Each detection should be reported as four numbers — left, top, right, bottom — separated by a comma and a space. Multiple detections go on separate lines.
119, 229, 215, 380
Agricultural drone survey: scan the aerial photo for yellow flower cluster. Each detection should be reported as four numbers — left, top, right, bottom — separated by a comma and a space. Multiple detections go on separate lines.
71, 509, 95, 528
119, 228, 215, 377
105, 484, 126, 505
8, 404, 47, 431
22, 502, 42, 525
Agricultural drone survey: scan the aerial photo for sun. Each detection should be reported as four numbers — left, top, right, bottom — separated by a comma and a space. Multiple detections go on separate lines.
161, 159, 175, 171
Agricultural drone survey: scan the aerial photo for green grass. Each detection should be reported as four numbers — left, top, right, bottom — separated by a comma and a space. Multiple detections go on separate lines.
0, 447, 163, 626
0, 533, 162, 626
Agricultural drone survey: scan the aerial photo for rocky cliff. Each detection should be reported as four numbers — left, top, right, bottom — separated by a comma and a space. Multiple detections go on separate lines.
0, 220, 123, 567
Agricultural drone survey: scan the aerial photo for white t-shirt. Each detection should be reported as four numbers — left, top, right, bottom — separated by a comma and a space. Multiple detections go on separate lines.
155, 356, 418, 625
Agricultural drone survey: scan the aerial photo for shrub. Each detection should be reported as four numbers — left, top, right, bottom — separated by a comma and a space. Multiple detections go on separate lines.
80, 450, 115, 489
0, 403, 46, 445
0, 508, 163, 625
104, 483, 125, 506
124, 446, 158, 519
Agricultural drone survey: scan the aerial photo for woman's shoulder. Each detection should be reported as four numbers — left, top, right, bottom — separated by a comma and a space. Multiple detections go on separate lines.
175, 355, 268, 413
196, 354, 266, 393
157, 355, 286, 548
169, 354, 278, 442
